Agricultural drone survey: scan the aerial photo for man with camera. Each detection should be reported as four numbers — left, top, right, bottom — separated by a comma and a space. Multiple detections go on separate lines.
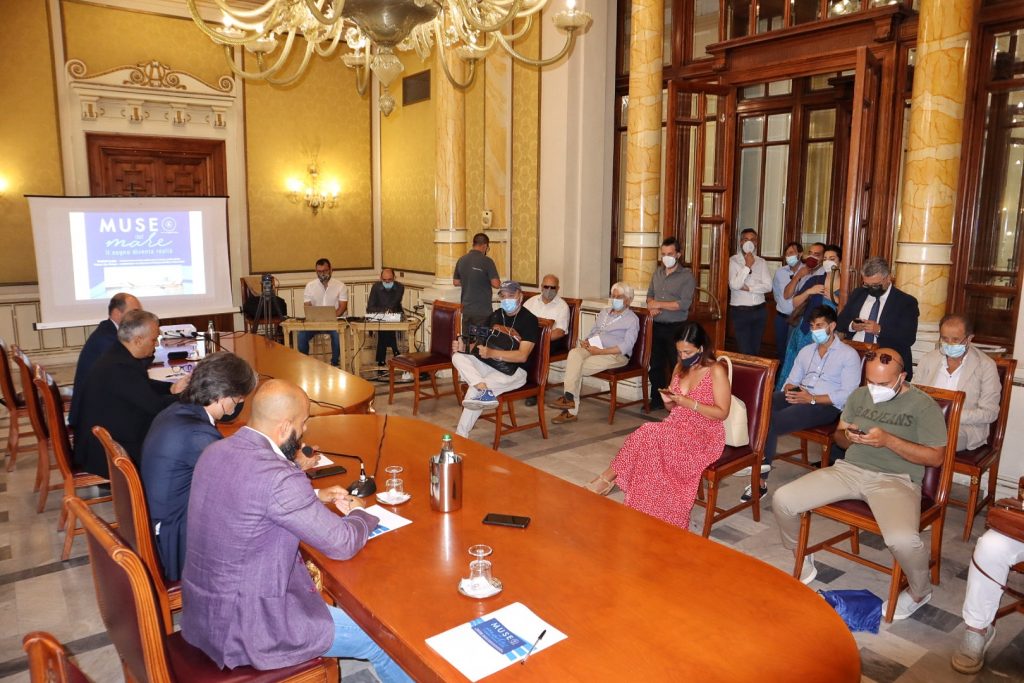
450, 280, 539, 438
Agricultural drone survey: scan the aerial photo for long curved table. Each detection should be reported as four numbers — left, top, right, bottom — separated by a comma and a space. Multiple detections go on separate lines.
302, 414, 861, 682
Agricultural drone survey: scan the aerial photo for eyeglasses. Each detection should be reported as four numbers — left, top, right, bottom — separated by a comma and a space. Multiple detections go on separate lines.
864, 351, 904, 369
541, 285, 558, 291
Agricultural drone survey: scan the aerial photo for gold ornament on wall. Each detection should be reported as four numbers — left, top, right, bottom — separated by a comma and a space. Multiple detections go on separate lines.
287, 161, 340, 215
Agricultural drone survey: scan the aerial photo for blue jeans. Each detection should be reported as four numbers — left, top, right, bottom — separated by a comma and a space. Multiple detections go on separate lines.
323, 606, 413, 682
298, 331, 340, 366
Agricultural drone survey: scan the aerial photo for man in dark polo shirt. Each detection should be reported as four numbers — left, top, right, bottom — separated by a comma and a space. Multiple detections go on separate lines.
453, 232, 501, 329
646, 236, 696, 410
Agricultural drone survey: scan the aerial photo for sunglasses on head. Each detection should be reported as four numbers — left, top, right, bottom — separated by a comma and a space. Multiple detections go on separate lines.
864, 351, 904, 369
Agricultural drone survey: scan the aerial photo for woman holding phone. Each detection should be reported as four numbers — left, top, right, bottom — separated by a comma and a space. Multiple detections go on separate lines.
586, 322, 731, 530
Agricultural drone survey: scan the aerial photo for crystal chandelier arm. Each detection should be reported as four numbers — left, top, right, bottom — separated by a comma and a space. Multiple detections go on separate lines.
210, 0, 279, 20
186, 0, 285, 46
262, 40, 317, 86
301, 0, 345, 27
434, 22, 478, 90
219, 29, 299, 81
312, 25, 345, 57
494, 28, 577, 67
450, 0, 527, 35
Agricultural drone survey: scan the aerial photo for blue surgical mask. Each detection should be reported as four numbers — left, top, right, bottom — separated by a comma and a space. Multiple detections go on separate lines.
786, 255, 800, 268
383, 281, 394, 290
500, 298, 518, 314
810, 328, 830, 345
941, 342, 967, 359
610, 298, 625, 311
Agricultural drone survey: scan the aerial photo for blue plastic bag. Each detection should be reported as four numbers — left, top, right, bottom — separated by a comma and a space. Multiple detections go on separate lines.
819, 589, 883, 634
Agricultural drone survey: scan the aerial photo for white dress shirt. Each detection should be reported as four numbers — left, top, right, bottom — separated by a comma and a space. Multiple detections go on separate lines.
303, 278, 349, 307
930, 360, 963, 392
523, 295, 570, 333
849, 286, 891, 342
728, 254, 773, 306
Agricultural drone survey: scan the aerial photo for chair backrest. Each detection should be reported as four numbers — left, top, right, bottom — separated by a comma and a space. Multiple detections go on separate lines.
626, 307, 654, 370
717, 351, 779, 454
34, 366, 75, 481
914, 385, 965, 505
67, 495, 173, 682
429, 301, 462, 356
846, 340, 877, 357
22, 631, 90, 683
0, 335, 21, 410
985, 357, 1017, 453
524, 320, 553, 387
548, 297, 582, 357
94, 426, 172, 611
12, 346, 47, 441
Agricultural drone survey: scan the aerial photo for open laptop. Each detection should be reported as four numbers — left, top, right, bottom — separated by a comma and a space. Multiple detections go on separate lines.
305, 306, 340, 322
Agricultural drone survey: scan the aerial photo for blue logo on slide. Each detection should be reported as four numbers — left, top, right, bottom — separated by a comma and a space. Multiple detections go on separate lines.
471, 619, 524, 655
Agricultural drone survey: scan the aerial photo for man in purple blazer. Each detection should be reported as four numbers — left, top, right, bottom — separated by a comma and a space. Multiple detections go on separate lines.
181, 379, 412, 681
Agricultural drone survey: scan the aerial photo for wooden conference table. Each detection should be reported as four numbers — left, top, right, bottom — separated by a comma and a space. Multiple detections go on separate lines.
302, 414, 861, 682
280, 317, 419, 376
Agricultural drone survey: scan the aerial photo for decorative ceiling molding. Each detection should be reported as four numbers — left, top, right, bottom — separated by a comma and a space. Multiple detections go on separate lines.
70, 0, 262, 22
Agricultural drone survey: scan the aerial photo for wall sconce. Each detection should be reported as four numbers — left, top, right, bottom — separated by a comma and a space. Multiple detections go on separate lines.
287, 162, 339, 215
0, 175, 8, 196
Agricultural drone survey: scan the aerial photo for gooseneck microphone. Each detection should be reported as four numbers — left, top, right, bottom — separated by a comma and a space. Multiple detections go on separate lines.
301, 445, 376, 498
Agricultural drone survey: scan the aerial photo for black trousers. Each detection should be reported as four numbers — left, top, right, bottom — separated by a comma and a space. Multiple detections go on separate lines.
763, 391, 841, 477
773, 312, 792, 363
649, 321, 681, 407
731, 304, 767, 356
375, 331, 400, 364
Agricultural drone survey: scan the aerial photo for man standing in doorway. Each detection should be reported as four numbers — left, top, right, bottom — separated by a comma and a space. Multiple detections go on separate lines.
453, 233, 501, 329
729, 228, 773, 356
646, 237, 696, 410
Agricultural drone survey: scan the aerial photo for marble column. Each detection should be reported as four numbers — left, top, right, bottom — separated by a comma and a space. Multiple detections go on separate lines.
895, 0, 974, 353
434, 49, 467, 287
620, 0, 664, 292
483, 49, 512, 280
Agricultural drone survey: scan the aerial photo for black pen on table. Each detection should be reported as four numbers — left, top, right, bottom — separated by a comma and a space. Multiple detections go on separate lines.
521, 629, 546, 665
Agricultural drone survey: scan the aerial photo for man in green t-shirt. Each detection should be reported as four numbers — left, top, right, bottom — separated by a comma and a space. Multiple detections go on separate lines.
773, 347, 948, 621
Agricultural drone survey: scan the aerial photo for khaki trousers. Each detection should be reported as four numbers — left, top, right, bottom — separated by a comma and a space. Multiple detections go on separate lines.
562, 347, 628, 416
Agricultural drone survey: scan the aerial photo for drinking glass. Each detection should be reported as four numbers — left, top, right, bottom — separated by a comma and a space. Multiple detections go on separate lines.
384, 465, 404, 495
468, 544, 493, 590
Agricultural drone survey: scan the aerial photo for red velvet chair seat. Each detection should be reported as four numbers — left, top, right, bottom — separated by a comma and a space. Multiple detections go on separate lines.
801, 422, 836, 437
825, 495, 935, 518
710, 445, 753, 469
166, 634, 328, 683
955, 444, 994, 468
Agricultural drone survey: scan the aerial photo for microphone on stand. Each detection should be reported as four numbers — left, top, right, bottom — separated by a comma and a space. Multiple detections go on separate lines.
301, 446, 376, 497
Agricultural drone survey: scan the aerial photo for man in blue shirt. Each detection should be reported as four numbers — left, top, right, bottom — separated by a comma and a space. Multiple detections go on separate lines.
741, 305, 861, 501
772, 241, 803, 363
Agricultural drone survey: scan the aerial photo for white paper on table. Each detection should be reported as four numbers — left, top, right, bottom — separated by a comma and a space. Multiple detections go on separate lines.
425, 602, 567, 682
148, 366, 183, 383
363, 504, 412, 540
587, 335, 605, 349
313, 454, 333, 468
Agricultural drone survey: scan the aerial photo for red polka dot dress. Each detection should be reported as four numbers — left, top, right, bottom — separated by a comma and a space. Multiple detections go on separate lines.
611, 369, 725, 530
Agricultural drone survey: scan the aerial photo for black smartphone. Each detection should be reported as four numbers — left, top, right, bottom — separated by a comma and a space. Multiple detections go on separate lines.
847, 427, 866, 436
853, 318, 864, 324
307, 465, 347, 479
483, 513, 531, 529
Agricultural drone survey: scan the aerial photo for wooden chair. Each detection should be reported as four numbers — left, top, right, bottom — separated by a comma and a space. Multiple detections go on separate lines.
0, 335, 33, 472
580, 307, 653, 423
22, 631, 90, 683
34, 366, 113, 560
95, 425, 182, 634
477, 320, 553, 450
388, 300, 462, 415
240, 275, 286, 340
12, 347, 55, 494
951, 356, 1016, 541
694, 352, 778, 538
67, 496, 337, 683
993, 475, 1024, 623
775, 340, 876, 470
792, 385, 965, 623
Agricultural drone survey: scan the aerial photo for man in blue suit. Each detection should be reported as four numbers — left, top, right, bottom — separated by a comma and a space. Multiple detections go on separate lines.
141, 351, 258, 581
837, 257, 920, 380
68, 292, 141, 427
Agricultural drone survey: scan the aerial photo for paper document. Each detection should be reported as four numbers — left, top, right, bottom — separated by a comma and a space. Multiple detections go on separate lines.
587, 335, 604, 349
426, 602, 567, 681
364, 505, 412, 539
313, 454, 333, 468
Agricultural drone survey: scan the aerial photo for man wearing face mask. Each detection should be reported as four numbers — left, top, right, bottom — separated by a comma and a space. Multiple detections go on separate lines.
773, 348, 947, 620
367, 268, 406, 369
743, 306, 861, 501
140, 352, 258, 581
74, 309, 189, 478
837, 256, 919, 380
915, 313, 1000, 451
772, 241, 803, 362
782, 242, 826, 303
728, 228, 773, 356
522, 274, 570, 407
182, 379, 411, 680
646, 237, 696, 410
451, 280, 539, 437
298, 258, 348, 368
552, 282, 639, 425
454, 232, 502, 329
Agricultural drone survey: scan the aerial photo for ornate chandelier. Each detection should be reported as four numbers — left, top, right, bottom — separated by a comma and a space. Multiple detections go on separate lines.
186, 0, 592, 116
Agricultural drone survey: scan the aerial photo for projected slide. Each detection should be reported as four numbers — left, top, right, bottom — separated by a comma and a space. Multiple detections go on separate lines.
69, 211, 207, 300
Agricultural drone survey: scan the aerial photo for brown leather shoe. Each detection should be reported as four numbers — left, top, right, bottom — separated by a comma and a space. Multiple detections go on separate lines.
552, 410, 577, 424
551, 396, 576, 410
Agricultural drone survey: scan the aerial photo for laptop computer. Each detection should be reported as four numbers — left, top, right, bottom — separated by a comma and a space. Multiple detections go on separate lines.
305, 306, 340, 322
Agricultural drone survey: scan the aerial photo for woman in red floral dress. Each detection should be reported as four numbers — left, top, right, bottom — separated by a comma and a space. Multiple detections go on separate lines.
587, 322, 731, 530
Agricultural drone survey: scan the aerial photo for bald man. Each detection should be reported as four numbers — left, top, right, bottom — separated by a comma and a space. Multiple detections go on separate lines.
772, 348, 947, 620
366, 268, 405, 368
181, 380, 412, 681
69, 292, 142, 427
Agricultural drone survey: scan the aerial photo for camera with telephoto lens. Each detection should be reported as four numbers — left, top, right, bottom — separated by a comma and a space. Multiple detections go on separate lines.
261, 273, 274, 297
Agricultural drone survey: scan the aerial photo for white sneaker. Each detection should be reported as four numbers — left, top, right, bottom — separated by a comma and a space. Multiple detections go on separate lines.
799, 554, 817, 585
733, 464, 772, 478
951, 625, 996, 674
884, 590, 932, 620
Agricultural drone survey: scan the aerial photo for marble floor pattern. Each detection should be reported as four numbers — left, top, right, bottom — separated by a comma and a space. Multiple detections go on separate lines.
0, 362, 1022, 682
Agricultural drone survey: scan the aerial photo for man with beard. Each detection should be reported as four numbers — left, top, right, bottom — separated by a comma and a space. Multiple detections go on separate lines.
181, 379, 411, 681
74, 309, 189, 477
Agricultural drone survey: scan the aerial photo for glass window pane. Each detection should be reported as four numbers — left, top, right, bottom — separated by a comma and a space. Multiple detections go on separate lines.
767, 79, 792, 96
617, 130, 628, 258
677, 92, 698, 120
808, 109, 836, 138
810, 73, 835, 90
792, 0, 821, 24
692, 0, 720, 60
741, 115, 764, 143
767, 113, 791, 141
703, 118, 719, 185
618, 95, 629, 128
802, 141, 834, 240
992, 28, 1024, 81
737, 148, 763, 232
760, 146, 788, 257
964, 291, 1017, 341
727, 0, 750, 39
741, 84, 766, 99
757, 0, 784, 33
828, 0, 862, 17
662, 87, 669, 124
621, 6, 631, 75
664, 1, 673, 66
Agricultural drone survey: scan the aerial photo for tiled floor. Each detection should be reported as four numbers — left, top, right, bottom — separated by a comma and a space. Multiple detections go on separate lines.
0, 362, 1022, 682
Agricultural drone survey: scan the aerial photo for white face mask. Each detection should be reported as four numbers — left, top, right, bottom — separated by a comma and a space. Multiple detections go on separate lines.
741, 241, 756, 254
867, 378, 902, 404
662, 255, 677, 269
822, 260, 838, 272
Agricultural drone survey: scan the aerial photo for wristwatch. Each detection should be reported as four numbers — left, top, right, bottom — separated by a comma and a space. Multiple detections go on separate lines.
810, 396, 817, 406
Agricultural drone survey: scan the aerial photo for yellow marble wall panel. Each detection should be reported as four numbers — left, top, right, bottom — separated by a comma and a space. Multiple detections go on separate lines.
465, 62, 485, 244
511, 20, 539, 286
62, 1, 226, 87
895, 263, 950, 323
484, 51, 510, 228
245, 51, 372, 272
381, 51, 436, 273
622, 247, 658, 290
0, 0, 63, 283
433, 49, 467, 278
